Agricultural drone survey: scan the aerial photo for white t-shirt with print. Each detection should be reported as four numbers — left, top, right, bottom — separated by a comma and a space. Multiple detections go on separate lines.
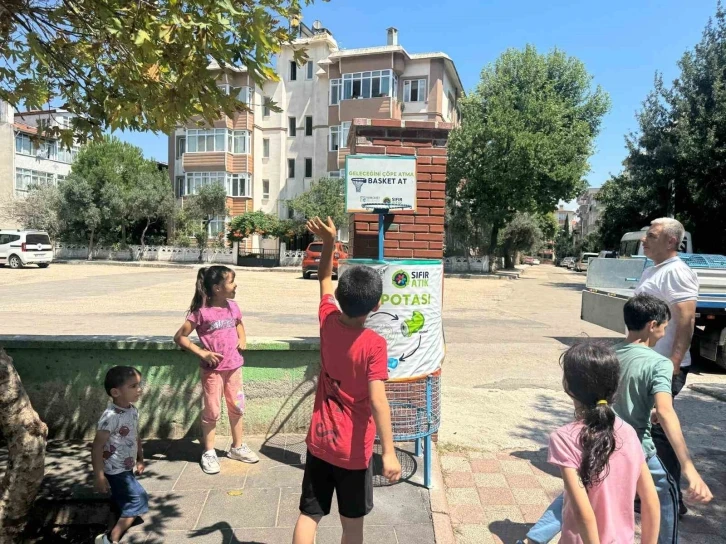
97, 404, 140, 475
634, 256, 699, 367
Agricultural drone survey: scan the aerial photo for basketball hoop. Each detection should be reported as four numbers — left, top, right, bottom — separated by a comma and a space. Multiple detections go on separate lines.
362, 203, 413, 214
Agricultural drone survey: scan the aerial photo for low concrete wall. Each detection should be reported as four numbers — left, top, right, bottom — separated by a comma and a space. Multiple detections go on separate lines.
0, 335, 320, 440
54, 243, 237, 265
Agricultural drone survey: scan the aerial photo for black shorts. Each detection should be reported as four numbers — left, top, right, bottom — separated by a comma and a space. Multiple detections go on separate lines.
299, 450, 373, 519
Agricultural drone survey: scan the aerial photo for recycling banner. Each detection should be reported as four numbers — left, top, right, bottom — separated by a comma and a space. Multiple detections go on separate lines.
339, 259, 445, 380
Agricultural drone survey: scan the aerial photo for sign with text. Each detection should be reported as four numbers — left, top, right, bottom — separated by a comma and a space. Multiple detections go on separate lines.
345, 155, 417, 213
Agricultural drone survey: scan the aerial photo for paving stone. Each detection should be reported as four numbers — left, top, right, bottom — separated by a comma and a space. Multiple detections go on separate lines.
520, 504, 549, 523
275, 490, 302, 528
172, 458, 250, 491
483, 505, 524, 523
365, 485, 432, 526
449, 504, 486, 524
477, 487, 515, 506
243, 464, 304, 488
467, 451, 497, 460
315, 525, 398, 544
195, 488, 279, 529
499, 460, 533, 475
233, 527, 293, 543
453, 523, 494, 544
504, 474, 541, 489
473, 473, 508, 488
470, 459, 501, 473
443, 471, 476, 488
164, 437, 231, 463
441, 456, 472, 473
144, 528, 233, 543
138, 490, 210, 532
446, 487, 481, 507
395, 523, 436, 544
511, 488, 550, 506
137, 459, 186, 493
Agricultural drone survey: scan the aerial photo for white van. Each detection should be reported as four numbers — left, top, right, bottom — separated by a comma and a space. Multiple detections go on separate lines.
0, 230, 53, 268
575, 252, 599, 272
620, 227, 693, 257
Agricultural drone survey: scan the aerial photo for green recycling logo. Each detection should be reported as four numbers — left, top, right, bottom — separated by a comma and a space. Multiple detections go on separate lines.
392, 270, 409, 289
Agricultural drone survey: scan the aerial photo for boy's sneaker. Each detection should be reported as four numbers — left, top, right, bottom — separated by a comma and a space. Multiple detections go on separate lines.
228, 443, 260, 464
201, 450, 221, 474
95, 534, 116, 544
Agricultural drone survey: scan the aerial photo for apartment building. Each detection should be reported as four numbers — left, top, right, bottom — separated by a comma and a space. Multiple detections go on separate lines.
556, 204, 577, 229
577, 187, 601, 236
0, 101, 79, 227
168, 23, 463, 248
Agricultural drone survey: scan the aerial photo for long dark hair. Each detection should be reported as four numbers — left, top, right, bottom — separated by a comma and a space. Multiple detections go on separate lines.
188, 265, 234, 313
561, 342, 621, 489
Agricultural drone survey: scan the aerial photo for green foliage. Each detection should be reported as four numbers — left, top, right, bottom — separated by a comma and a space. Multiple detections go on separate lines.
599, 5, 726, 254
1, 184, 62, 241
57, 176, 101, 252
577, 232, 602, 254
498, 212, 543, 267
0, 0, 312, 146
447, 45, 610, 254
555, 224, 575, 261
128, 170, 175, 249
288, 178, 346, 227
227, 211, 283, 242
445, 199, 492, 256
536, 212, 559, 241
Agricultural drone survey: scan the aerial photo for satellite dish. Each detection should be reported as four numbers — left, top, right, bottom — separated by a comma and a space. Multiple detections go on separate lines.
312, 20, 323, 30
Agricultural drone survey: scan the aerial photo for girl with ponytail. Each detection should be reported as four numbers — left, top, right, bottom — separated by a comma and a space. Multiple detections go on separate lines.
174, 265, 259, 474
544, 342, 659, 544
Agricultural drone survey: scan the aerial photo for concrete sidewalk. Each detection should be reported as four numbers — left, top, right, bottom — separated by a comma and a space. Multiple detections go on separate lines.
10, 435, 435, 544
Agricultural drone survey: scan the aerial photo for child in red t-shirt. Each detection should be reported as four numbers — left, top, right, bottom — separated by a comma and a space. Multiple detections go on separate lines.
293, 216, 402, 544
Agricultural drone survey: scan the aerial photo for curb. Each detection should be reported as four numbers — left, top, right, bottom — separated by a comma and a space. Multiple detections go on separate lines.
53, 260, 302, 273
429, 445, 456, 544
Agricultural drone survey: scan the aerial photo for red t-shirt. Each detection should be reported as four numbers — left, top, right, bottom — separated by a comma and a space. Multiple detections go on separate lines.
306, 295, 389, 470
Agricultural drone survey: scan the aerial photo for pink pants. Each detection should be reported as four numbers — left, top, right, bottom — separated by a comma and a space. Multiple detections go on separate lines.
200, 367, 244, 425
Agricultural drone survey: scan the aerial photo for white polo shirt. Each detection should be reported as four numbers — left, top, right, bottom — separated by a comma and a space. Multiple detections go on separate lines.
634, 256, 699, 368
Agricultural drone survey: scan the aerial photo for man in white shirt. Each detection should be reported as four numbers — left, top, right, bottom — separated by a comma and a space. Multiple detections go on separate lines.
634, 217, 699, 515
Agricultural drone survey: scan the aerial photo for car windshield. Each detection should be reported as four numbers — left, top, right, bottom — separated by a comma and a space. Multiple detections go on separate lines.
308, 243, 323, 253
26, 234, 51, 245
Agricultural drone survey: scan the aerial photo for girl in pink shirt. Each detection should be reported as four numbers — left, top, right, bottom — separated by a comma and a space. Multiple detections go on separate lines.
174, 266, 259, 475
549, 343, 659, 544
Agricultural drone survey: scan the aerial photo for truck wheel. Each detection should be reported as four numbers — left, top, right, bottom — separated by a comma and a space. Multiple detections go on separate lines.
8, 255, 23, 269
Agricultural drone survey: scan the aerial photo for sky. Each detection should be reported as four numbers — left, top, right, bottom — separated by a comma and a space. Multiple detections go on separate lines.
116, 0, 718, 196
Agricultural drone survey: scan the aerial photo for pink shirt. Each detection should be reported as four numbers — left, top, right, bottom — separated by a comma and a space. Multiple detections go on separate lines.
548, 418, 644, 544
187, 300, 244, 371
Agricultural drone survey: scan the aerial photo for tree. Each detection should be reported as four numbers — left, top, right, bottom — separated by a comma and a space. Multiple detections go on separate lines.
57, 176, 101, 258
0, 184, 62, 241
599, 5, 726, 254
536, 212, 559, 242
227, 211, 283, 243
128, 170, 175, 252
0, 0, 309, 146
447, 45, 610, 269
288, 178, 346, 227
555, 220, 575, 261
184, 183, 228, 262
498, 212, 543, 268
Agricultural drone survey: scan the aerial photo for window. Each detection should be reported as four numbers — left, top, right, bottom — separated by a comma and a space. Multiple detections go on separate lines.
38, 140, 57, 160
330, 79, 341, 105
230, 130, 250, 154
306, 61, 314, 80
288, 158, 295, 178
175, 176, 184, 198
183, 172, 250, 197
57, 145, 78, 164
15, 168, 55, 194
15, 133, 33, 155
288, 201, 295, 219
262, 138, 270, 158
208, 215, 226, 237
342, 70, 395, 100
288, 117, 296, 137
56, 174, 67, 184
404, 79, 427, 102
262, 97, 271, 117
237, 86, 251, 105
217, 84, 230, 95
305, 116, 313, 136
186, 129, 249, 153
289, 61, 297, 81
262, 179, 270, 199
328, 171, 340, 178
329, 126, 340, 151
341, 122, 350, 148
176, 136, 186, 159
305, 158, 313, 178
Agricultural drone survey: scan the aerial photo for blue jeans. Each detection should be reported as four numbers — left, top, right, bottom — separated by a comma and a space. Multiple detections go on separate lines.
525, 455, 678, 543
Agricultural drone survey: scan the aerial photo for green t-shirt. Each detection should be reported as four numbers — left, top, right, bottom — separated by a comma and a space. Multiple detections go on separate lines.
613, 342, 673, 458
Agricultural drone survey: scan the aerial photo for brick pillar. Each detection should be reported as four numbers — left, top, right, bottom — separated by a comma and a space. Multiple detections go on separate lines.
347, 119, 452, 260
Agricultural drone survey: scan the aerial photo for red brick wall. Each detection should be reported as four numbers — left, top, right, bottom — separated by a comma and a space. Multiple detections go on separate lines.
348, 119, 452, 260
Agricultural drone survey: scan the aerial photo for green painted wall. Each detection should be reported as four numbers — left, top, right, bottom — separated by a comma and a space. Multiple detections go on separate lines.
1, 336, 320, 439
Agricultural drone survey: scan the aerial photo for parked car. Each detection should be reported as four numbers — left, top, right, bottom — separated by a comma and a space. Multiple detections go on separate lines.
532, 258, 541, 265
302, 241, 349, 279
0, 230, 53, 269
559, 257, 574, 268
575, 252, 599, 272
598, 250, 618, 259
523, 256, 534, 265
